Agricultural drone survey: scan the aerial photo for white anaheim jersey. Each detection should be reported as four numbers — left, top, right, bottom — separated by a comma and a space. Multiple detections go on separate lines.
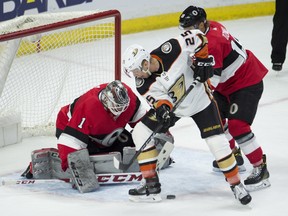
136, 29, 211, 117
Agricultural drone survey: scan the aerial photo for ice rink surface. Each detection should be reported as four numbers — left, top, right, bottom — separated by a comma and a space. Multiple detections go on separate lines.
1, 16, 288, 216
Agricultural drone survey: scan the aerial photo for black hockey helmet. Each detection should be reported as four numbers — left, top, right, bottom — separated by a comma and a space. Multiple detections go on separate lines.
179, 6, 207, 29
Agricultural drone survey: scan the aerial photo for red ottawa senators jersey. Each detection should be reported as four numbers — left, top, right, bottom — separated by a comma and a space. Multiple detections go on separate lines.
207, 21, 268, 96
57, 83, 146, 151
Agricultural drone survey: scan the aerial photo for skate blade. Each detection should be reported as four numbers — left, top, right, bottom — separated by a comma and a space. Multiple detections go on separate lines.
129, 194, 162, 203
245, 179, 271, 192
213, 165, 246, 173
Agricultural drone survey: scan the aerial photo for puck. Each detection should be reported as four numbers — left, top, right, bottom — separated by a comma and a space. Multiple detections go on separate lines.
166, 194, 176, 199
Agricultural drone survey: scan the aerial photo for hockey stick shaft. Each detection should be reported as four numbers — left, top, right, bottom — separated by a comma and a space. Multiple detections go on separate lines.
1, 172, 143, 186
115, 78, 200, 171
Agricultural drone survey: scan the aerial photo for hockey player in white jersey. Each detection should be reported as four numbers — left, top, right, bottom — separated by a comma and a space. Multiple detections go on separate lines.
122, 29, 252, 205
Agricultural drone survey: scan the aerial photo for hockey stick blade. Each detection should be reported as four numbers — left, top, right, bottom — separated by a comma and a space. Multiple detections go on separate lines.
1, 172, 143, 186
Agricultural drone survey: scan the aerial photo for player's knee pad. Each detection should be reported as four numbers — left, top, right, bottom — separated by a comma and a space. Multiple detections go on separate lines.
205, 134, 232, 160
206, 135, 238, 179
132, 121, 154, 151
228, 119, 251, 138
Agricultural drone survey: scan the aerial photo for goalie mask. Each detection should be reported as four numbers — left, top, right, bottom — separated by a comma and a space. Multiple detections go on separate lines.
100, 80, 130, 116
122, 44, 150, 78
179, 6, 207, 30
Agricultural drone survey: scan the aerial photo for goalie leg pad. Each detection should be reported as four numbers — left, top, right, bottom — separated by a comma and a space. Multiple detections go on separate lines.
156, 141, 174, 171
30, 148, 70, 179
120, 133, 175, 173
122, 147, 140, 173
31, 148, 66, 179
68, 149, 99, 193
154, 132, 175, 170
89, 152, 123, 174
154, 132, 174, 147
31, 148, 54, 179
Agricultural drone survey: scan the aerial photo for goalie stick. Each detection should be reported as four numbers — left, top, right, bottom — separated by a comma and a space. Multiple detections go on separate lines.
114, 78, 200, 171
1, 172, 143, 186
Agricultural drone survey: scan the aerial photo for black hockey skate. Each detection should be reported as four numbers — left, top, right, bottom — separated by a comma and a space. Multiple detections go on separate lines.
272, 63, 282, 71
129, 175, 161, 202
213, 147, 246, 172
244, 154, 271, 191
231, 182, 252, 205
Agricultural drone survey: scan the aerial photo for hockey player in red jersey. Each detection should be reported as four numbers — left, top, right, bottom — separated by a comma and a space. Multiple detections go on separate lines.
179, 6, 270, 192
56, 81, 146, 172
122, 30, 252, 204
21, 80, 174, 192
53, 81, 148, 192
22, 81, 147, 191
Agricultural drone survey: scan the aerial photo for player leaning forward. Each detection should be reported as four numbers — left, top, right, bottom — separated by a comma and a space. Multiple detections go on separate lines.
55, 82, 148, 191
178, 5, 270, 191
21, 81, 173, 191
123, 29, 252, 204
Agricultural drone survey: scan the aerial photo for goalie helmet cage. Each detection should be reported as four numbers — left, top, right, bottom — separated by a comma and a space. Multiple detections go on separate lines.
0, 10, 121, 137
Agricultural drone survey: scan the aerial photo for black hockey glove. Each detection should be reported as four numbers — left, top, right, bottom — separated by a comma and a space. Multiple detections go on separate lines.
192, 56, 215, 83
155, 104, 176, 129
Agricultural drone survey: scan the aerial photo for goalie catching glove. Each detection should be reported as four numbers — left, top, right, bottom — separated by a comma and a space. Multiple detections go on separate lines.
192, 55, 215, 83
